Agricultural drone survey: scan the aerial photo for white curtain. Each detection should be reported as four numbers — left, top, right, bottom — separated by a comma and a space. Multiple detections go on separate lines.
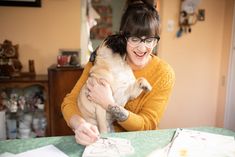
79, 0, 100, 66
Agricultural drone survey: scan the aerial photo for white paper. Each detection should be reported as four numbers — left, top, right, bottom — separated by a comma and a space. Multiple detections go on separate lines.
0, 152, 16, 157
14, 145, 68, 157
82, 137, 134, 157
168, 129, 235, 157
147, 143, 170, 157
147, 129, 235, 157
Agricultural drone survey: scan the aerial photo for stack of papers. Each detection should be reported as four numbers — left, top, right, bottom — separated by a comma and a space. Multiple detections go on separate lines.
82, 137, 134, 157
1, 138, 134, 157
148, 129, 235, 157
0, 145, 68, 157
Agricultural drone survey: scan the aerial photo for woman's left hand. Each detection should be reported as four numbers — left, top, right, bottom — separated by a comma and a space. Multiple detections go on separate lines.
86, 77, 115, 110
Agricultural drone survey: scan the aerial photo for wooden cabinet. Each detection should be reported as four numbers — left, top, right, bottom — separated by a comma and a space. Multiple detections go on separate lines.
0, 75, 50, 136
48, 65, 83, 136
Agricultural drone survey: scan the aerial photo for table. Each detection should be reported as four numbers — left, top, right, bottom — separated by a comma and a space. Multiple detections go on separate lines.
0, 127, 235, 157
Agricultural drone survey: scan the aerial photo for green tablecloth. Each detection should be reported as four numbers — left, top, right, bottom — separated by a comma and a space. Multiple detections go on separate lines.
0, 127, 235, 157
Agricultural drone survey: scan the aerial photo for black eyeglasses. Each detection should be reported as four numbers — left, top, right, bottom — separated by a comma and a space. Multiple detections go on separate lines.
127, 36, 160, 48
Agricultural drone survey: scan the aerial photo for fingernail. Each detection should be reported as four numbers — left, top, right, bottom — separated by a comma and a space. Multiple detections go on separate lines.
93, 138, 98, 142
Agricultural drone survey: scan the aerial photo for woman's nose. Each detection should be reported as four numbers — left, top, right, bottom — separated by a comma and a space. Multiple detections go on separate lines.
137, 42, 147, 52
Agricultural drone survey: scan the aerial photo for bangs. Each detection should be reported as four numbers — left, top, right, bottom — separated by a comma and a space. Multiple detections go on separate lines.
129, 14, 158, 37
120, 5, 160, 37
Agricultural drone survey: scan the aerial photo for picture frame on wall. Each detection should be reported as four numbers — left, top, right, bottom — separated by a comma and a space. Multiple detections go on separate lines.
0, 0, 41, 7
90, 3, 113, 40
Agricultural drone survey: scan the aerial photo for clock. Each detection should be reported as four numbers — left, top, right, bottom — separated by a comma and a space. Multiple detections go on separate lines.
0, 40, 18, 59
0, 40, 22, 78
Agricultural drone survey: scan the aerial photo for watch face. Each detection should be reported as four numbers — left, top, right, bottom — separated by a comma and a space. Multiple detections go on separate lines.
5, 46, 16, 57
0, 41, 18, 58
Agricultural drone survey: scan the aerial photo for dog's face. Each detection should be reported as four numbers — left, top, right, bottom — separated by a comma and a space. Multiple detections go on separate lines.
102, 34, 127, 57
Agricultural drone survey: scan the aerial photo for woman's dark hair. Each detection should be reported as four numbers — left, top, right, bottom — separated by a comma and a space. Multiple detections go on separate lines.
120, 0, 160, 37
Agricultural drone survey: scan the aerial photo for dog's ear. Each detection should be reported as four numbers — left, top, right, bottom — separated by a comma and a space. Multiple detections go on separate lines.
104, 34, 127, 57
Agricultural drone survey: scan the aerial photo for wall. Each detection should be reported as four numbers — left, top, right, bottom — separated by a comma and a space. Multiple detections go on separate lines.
0, 0, 81, 74
216, 0, 234, 128
0, 0, 234, 129
224, 0, 235, 131
159, 0, 234, 128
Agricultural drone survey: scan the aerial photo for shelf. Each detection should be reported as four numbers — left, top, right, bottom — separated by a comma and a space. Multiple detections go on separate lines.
0, 75, 50, 137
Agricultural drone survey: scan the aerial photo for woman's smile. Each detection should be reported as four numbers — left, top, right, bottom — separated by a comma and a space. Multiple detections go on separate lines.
133, 51, 147, 58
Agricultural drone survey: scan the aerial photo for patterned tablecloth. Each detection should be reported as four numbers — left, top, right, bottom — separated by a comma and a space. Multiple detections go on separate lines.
0, 127, 235, 157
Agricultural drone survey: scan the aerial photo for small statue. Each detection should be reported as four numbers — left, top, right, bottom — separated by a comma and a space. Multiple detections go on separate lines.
7, 93, 18, 113
18, 96, 26, 111
8, 100, 18, 113
0, 91, 8, 111
0, 40, 23, 77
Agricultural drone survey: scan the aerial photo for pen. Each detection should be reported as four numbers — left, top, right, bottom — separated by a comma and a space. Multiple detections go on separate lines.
99, 135, 108, 140
166, 128, 182, 157
170, 128, 182, 141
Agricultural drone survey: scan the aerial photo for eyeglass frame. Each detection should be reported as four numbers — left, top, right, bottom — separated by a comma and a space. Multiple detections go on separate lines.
126, 35, 160, 48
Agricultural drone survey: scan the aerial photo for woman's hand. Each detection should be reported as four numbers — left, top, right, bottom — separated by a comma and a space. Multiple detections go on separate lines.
74, 121, 99, 146
70, 115, 99, 146
86, 77, 115, 110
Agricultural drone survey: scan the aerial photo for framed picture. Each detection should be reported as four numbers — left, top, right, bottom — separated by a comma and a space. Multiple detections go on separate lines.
90, 3, 113, 40
0, 0, 41, 7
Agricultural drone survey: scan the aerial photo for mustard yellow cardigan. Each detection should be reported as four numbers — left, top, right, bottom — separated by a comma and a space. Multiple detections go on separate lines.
61, 55, 175, 132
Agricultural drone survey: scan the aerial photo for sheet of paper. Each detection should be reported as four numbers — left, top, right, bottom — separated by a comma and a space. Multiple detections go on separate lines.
82, 137, 134, 157
168, 129, 235, 157
14, 145, 68, 157
146, 143, 170, 157
0, 152, 16, 157
147, 129, 235, 157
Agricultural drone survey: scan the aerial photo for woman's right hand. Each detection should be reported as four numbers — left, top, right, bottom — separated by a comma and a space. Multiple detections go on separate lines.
69, 115, 100, 146
73, 121, 100, 146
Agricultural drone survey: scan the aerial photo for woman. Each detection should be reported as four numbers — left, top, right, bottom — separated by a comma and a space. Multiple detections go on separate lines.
61, 0, 175, 146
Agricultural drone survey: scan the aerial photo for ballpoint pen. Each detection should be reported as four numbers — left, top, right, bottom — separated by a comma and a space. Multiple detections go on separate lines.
166, 128, 182, 157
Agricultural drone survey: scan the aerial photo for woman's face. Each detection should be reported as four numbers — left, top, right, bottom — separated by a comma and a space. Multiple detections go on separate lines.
126, 36, 156, 70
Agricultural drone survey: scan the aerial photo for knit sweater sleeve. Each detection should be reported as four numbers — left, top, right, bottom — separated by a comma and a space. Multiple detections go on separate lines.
118, 59, 175, 131
61, 62, 93, 126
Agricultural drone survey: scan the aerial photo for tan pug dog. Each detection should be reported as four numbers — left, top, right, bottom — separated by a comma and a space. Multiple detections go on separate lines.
78, 34, 152, 133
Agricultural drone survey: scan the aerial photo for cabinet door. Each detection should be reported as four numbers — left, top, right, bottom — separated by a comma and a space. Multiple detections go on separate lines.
48, 67, 83, 136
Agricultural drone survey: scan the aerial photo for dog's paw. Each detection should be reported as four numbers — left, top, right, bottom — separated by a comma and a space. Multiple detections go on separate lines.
137, 77, 152, 91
